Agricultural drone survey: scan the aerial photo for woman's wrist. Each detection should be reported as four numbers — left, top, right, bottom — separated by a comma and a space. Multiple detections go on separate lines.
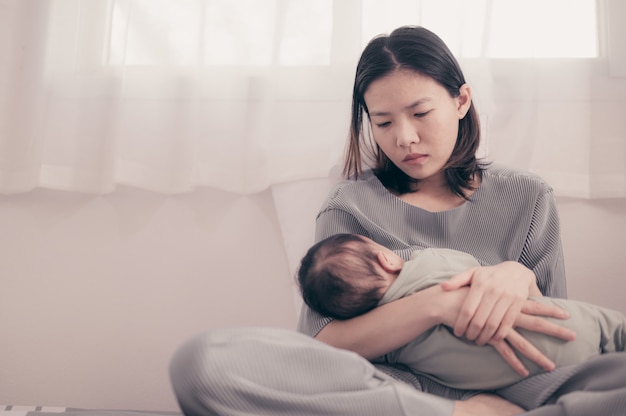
417, 284, 466, 328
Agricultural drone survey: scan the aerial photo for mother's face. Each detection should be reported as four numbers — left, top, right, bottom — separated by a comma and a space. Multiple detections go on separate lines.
364, 69, 471, 183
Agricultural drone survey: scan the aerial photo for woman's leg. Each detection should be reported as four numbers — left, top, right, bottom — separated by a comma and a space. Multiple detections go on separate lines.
169, 327, 455, 416
498, 352, 626, 416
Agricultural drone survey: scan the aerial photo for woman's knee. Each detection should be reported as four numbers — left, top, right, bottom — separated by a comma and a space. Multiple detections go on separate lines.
168, 327, 445, 416
169, 331, 221, 414
169, 326, 381, 401
169, 328, 289, 415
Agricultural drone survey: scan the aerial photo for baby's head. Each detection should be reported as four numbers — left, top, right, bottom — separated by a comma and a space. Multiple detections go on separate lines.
297, 233, 401, 319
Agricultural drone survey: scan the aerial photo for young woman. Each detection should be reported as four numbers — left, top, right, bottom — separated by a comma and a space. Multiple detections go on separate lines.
170, 26, 626, 416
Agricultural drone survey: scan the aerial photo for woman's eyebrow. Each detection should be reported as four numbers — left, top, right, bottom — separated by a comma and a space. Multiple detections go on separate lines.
369, 98, 433, 117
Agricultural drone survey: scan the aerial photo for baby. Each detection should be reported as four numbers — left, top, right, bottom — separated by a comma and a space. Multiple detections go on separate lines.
297, 233, 626, 389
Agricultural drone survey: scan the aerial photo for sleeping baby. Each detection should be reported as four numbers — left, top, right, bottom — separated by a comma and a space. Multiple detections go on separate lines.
297, 233, 626, 390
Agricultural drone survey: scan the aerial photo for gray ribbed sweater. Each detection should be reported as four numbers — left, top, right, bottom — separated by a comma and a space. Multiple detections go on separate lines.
298, 164, 567, 337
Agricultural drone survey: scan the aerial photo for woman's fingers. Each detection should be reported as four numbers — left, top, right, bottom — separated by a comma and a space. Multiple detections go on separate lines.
451, 263, 532, 341
491, 328, 557, 375
458, 287, 525, 344
487, 299, 575, 373
522, 299, 570, 319
515, 313, 576, 341
453, 288, 486, 338
440, 267, 477, 291
467, 295, 502, 343
475, 297, 522, 345
504, 330, 556, 372
490, 329, 556, 375
448, 265, 574, 351
488, 337, 529, 377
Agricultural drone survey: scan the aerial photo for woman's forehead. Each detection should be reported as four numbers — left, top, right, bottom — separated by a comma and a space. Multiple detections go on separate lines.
364, 70, 445, 111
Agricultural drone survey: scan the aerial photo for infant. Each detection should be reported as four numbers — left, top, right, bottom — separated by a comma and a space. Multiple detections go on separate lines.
297, 233, 626, 389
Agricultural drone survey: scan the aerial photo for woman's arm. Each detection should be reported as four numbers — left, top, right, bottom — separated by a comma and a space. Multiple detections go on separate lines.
315, 284, 454, 359
521, 186, 567, 298
318, 277, 573, 376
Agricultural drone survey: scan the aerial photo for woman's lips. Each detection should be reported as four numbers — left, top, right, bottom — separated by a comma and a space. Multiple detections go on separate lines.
403, 153, 428, 164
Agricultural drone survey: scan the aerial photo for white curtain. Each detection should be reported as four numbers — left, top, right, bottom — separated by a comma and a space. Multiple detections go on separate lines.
1, 0, 625, 197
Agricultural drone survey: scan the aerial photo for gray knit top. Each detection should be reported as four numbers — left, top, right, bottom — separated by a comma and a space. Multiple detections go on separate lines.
297, 164, 567, 337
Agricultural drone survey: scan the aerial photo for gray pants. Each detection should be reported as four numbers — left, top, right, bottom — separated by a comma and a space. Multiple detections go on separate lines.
169, 327, 626, 416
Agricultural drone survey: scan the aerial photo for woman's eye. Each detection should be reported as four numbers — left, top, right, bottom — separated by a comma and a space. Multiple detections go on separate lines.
414, 111, 430, 118
376, 121, 391, 128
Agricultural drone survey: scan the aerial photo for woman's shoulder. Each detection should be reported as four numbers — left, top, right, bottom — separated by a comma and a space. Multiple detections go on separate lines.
481, 164, 554, 195
323, 170, 386, 205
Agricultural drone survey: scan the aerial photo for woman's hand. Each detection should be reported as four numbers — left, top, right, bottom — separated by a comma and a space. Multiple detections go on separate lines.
489, 300, 576, 375
441, 262, 537, 345
439, 262, 576, 376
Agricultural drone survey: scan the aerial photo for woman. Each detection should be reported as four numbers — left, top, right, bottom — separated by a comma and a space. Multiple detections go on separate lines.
170, 26, 626, 416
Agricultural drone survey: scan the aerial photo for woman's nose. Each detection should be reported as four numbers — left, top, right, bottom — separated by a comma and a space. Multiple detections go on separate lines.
395, 119, 419, 147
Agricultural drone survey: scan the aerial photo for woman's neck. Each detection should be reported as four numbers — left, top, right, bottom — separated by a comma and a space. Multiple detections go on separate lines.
397, 175, 478, 213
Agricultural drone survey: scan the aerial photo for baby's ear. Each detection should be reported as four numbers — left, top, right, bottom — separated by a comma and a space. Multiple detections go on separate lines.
377, 251, 402, 273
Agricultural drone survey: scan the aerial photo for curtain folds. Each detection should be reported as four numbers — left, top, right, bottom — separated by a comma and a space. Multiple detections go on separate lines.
1, 0, 624, 197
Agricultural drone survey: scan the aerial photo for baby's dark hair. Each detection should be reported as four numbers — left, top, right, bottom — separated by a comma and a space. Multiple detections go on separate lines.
297, 233, 387, 320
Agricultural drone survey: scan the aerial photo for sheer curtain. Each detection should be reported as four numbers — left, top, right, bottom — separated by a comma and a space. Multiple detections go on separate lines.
1, 0, 624, 197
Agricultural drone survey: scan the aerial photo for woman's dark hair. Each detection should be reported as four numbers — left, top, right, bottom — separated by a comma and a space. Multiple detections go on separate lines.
344, 26, 486, 197
297, 234, 386, 320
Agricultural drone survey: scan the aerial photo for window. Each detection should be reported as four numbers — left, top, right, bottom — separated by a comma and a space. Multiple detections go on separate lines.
107, 0, 333, 66
362, 0, 598, 58
15, 0, 621, 197
105, 0, 598, 67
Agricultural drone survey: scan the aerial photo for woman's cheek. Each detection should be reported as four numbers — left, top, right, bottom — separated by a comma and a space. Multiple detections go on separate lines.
374, 133, 394, 153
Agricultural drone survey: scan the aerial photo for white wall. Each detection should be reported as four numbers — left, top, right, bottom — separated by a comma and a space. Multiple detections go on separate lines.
0, 183, 625, 412
558, 197, 626, 311
0, 186, 297, 411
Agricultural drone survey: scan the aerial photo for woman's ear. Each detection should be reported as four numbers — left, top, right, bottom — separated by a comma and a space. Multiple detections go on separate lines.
457, 83, 472, 119
377, 251, 402, 273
